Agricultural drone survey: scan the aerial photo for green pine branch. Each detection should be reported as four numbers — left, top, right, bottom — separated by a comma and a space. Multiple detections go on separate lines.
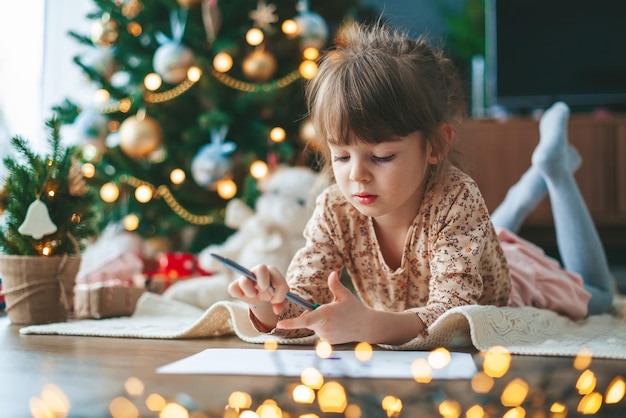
0, 118, 99, 256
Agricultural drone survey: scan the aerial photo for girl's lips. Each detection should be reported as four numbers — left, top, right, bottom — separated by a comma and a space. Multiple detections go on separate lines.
354, 194, 377, 204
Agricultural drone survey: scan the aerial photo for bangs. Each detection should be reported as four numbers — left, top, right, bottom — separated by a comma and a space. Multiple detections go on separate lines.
308, 51, 434, 147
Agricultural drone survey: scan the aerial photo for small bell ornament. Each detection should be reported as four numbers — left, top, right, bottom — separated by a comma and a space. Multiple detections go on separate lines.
18, 199, 58, 240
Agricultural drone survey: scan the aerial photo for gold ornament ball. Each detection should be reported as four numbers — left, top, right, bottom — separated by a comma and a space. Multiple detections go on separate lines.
91, 16, 120, 48
119, 115, 163, 159
242, 49, 277, 82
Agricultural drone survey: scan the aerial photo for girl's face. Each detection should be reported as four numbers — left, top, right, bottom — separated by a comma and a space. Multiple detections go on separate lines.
329, 131, 438, 227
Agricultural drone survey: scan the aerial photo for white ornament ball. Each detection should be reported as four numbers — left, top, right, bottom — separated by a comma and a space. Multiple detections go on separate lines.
152, 42, 196, 84
73, 111, 109, 151
191, 144, 234, 187
295, 11, 329, 50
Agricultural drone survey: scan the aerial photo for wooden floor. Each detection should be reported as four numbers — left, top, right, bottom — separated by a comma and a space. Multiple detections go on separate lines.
1, 314, 626, 417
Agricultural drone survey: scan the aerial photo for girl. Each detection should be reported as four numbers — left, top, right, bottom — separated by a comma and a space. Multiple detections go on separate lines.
228, 23, 614, 346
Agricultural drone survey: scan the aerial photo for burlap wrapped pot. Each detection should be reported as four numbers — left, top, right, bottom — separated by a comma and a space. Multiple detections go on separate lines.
0, 254, 81, 325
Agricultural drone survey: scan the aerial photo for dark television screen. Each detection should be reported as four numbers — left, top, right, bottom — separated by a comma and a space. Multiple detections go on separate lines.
485, 0, 626, 114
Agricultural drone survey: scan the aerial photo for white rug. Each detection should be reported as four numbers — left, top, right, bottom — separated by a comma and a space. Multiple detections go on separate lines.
19, 292, 626, 359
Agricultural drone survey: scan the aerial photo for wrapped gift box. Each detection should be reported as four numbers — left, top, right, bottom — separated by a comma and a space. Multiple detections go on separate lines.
74, 281, 145, 319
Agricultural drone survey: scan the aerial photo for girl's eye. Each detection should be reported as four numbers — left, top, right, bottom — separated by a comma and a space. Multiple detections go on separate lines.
373, 154, 395, 163
332, 155, 349, 162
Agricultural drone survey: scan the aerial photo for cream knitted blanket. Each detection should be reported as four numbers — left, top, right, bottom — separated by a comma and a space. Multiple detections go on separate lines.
19, 292, 626, 359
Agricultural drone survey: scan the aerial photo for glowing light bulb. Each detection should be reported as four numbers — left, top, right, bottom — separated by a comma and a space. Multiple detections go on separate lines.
228, 391, 252, 409
293, 384, 315, 404
411, 358, 433, 383
483, 345, 511, 378
501, 378, 529, 407
250, 160, 268, 179
123, 214, 139, 231
282, 19, 298, 36
299, 60, 318, 80
269, 126, 286, 142
170, 168, 186, 184
246, 28, 264, 46
94, 89, 110, 104
213, 52, 233, 72
301, 367, 324, 389
216, 179, 237, 200
187, 66, 202, 81
303, 47, 319, 60
318, 382, 347, 413
134, 185, 153, 203
100, 182, 119, 202
606, 376, 626, 404
144, 73, 162, 91
354, 342, 373, 362
428, 347, 451, 369
316, 340, 333, 358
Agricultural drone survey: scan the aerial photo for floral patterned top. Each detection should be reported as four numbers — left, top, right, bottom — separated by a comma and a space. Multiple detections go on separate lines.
266, 164, 511, 339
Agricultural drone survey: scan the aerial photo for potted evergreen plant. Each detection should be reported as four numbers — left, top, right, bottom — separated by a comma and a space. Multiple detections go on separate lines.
0, 118, 98, 325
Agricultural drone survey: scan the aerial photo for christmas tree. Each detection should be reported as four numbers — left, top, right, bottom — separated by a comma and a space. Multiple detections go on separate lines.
53, 0, 376, 254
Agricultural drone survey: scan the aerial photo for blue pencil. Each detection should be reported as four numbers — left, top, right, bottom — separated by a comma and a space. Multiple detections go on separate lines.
210, 253, 319, 311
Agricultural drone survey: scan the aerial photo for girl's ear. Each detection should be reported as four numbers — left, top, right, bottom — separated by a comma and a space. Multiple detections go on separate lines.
427, 123, 454, 164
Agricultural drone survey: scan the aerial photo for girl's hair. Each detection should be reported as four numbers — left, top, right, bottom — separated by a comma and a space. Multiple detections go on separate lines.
305, 22, 467, 180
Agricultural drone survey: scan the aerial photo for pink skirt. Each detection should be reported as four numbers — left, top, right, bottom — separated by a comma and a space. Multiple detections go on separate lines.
497, 228, 591, 319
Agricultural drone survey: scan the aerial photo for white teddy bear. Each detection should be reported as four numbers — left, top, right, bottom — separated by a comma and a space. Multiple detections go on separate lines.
162, 165, 322, 309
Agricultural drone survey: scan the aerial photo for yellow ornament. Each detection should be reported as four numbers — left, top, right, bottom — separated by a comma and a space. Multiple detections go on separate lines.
91, 14, 120, 48
242, 49, 277, 82
119, 114, 163, 159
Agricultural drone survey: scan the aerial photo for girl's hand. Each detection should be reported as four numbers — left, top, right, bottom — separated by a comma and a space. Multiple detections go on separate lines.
276, 271, 373, 344
227, 264, 288, 329
276, 271, 425, 345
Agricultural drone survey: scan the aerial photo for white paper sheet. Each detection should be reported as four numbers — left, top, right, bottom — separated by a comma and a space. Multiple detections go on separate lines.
157, 348, 477, 379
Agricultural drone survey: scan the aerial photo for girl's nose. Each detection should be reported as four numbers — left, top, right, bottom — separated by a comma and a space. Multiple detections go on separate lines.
349, 159, 371, 183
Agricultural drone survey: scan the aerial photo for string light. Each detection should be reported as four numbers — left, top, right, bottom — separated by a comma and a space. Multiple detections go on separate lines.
210, 68, 301, 92
144, 73, 162, 91
169, 168, 186, 184
246, 28, 264, 46
100, 182, 120, 202
269, 126, 286, 142
216, 178, 237, 199
299, 60, 318, 79
249, 160, 268, 179
213, 52, 234, 73
282, 19, 298, 36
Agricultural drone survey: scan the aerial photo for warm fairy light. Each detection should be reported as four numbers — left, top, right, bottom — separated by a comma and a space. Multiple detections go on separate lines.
438, 399, 461, 418
145, 393, 167, 412
411, 358, 433, 383
550, 402, 567, 417
127, 22, 142, 37
239, 411, 258, 418
301, 367, 324, 389
316, 340, 333, 358
576, 369, 597, 395
574, 348, 593, 370
354, 342, 373, 362
382, 396, 403, 416
318, 382, 347, 413
124, 377, 144, 396
466, 405, 486, 418
483, 345, 511, 378
269, 126, 286, 143
40, 384, 70, 416
41, 245, 52, 256
187, 66, 202, 82
256, 400, 282, 417
94, 88, 111, 104
428, 347, 451, 369
170, 168, 186, 184
303, 47, 319, 61
119, 98, 132, 113
501, 378, 529, 407
100, 182, 120, 202
502, 406, 525, 418
228, 391, 252, 409
246, 28, 264, 46
144, 73, 162, 91
213, 52, 234, 72
264, 340, 278, 351
250, 160, 269, 179
605, 376, 626, 404
344, 404, 361, 418
216, 178, 237, 199
109, 396, 139, 418
293, 384, 315, 404
123, 214, 139, 231
47, 189, 56, 198
577, 392, 603, 414
299, 60, 318, 80
282, 19, 298, 36
134, 184, 153, 203
81, 163, 97, 180
161, 402, 189, 418
29, 397, 49, 418
471, 371, 495, 393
